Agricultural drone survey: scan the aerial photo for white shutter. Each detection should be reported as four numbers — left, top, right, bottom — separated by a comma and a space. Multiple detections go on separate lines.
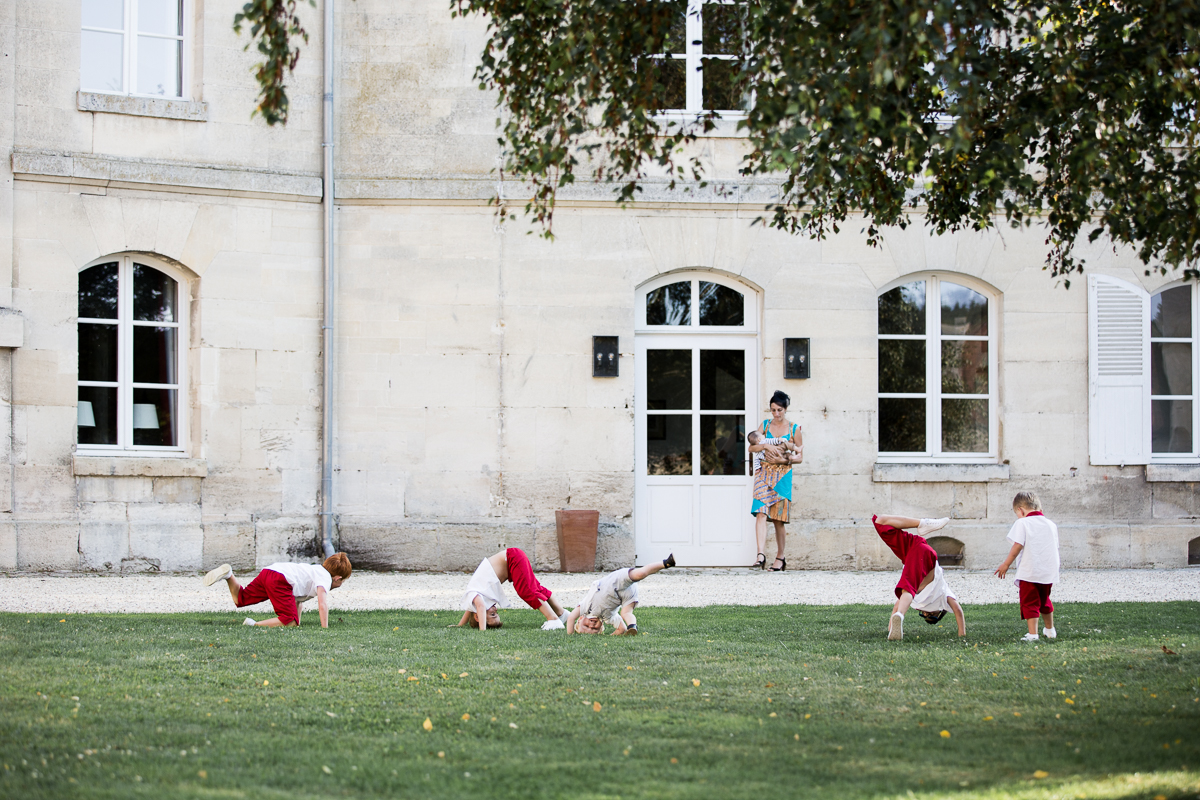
1088, 274, 1151, 465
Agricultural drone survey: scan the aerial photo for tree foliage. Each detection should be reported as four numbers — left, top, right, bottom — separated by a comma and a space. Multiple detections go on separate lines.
234, 0, 314, 126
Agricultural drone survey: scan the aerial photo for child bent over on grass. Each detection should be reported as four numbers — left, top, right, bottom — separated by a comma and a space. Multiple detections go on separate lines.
203, 553, 351, 629
566, 554, 675, 635
872, 514, 965, 640
457, 548, 568, 632
994, 490, 1060, 642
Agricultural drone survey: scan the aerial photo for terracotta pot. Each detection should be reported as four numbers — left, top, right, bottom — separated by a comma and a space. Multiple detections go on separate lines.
555, 509, 599, 572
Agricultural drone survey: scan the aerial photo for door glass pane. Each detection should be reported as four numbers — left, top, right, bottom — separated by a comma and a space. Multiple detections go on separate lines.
136, 35, 181, 96
646, 281, 691, 325
879, 398, 925, 452
940, 282, 988, 335
700, 414, 744, 475
82, 0, 124, 30
78, 386, 118, 446
942, 399, 989, 452
647, 349, 691, 409
699, 281, 744, 326
133, 326, 177, 384
1152, 400, 1193, 453
133, 264, 177, 321
700, 350, 744, 409
941, 341, 988, 394
1152, 343, 1193, 396
878, 281, 925, 335
641, 57, 687, 111
81, 30, 124, 93
702, 2, 746, 54
132, 388, 176, 447
1151, 286, 1191, 338
79, 323, 118, 382
79, 262, 119, 319
647, 415, 691, 474
878, 340, 925, 393
137, 0, 182, 35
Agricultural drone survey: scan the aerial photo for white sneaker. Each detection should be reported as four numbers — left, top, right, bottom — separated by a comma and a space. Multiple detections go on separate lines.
203, 564, 233, 586
541, 619, 565, 631
558, 610, 570, 625
243, 617, 257, 626
1021, 633, 1039, 642
916, 518, 950, 536
887, 612, 903, 640
1043, 627, 1057, 640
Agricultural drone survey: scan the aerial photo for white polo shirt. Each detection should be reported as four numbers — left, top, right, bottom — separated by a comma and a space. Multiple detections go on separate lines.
910, 564, 957, 613
461, 558, 508, 610
1006, 513, 1061, 585
264, 562, 333, 603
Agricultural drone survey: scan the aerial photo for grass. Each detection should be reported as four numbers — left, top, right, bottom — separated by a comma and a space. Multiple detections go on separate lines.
0, 602, 1197, 800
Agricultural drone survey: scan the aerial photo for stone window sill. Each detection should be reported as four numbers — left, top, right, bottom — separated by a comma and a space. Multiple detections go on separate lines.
73, 456, 208, 478
77, 91, 208, 122
872, 463, 1010, 483
1145, 464, 1200, 482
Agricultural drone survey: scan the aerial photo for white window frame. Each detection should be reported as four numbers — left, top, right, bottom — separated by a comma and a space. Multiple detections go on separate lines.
76, 254, 189, 457
636, 272, 758, 334
1150, 280, 1200, 463
877, 273, 999, 464
649, 0, 748, 118
81, 0, 190, 99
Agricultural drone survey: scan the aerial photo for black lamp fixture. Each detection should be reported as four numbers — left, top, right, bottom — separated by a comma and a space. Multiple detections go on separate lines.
784, 338, 810, 379
593, 336, 619, 377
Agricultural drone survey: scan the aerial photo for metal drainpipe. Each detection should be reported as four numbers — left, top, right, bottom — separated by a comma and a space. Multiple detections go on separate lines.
320, 0, 336, 558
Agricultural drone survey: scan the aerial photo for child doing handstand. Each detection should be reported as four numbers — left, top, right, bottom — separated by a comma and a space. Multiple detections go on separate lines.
872, 514, 965, 640
202, 553, 352, 628
994, 490, 1060, 642
565, 554, 675, 635
456, 548, 568, 631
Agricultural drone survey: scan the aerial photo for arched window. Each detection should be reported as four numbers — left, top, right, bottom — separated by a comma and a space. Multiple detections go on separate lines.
77, 255, 187, 453
638, 273, 754, 331
1150, 283, 1198, 457
877, 274, 998, 461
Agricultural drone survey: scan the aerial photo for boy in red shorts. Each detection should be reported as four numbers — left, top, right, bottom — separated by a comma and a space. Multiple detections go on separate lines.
456, 548, 568, 632
994, 490, 1060, 642
873, 514, 966, 640
202, 553, 352, 628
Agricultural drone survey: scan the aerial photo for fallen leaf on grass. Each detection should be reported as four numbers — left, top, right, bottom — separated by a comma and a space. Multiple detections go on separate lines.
1064, 698, 1074, 705
1013, 712, 1021, 717
509, 722, 518, 729
670, 758, 678, 764
983, 716, 993, 721
1032, 770, 1049, 779
940, 730, 950, 739
437, 752, 445, 758
593, 702, 602, 712
326, 712, 337, 718
692, 679, 701, 687
1162, 646, 1177, 655
769, 712, 777, 718
422, 718, 432, 731
407, 677, 419, 682
441, 673, 448, 679
461, 713, 470, 721
322, 766, 332, 774
197, 771, 207, 779
263, 680, 269, 686
459, 672, 469, 678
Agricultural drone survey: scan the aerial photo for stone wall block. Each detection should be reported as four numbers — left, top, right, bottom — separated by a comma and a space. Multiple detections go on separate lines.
1130, 525, 1191, 568
12, 349, 74, 408
217, 348, 257, 405
1059, 524, 1131, 568
1112, 475, 1152, 519
1023, 477, 1114, 520
201, 469, 282, 517
884, 482, 956, 520
79, 514, 130, 571
338, 523, 440, 571
128, 502, 203, 571
1151, 483, 1198, 518
499, 472, 568, 522
567, 472, 635, 521
24, 406, 77, 465
951, 483, 988, 519
595, 521, 634, 571
255, 518, 321, 567
405, 472, 491, 519
439, 523, 537, 571
785, 523, 857, 569
533, 523, 561, 571
0, 521, 17, 570
791, 474, 890, 519
282, 468, 320, 516
15, 521, 78, 570
78, 476, 154, 503
13, 465, 75, 519
201, 406, 243, 469
152, 477, 202, 505
202, 521, 257, 571
855, 522, 901, 570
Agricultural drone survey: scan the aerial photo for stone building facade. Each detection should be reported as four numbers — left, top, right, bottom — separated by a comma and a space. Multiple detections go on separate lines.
1, 0, 1197, 575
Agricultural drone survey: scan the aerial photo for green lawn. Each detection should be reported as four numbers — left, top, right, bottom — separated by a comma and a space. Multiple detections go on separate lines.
1, 603, 1197, 800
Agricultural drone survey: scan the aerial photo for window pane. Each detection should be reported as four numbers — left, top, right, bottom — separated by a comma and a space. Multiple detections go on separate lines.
136, 35, 181, 97
699, 281, 743, 326
137, 0, 182, 35
942, 341, 989, 394
81, 30, 124, 93
942, 399, 989, 453
1152, 399, 1193, 453
700, 414, 745, 475
133, 264, 177, 321
646, 281, 691, 325
133, 326, 177, 384
640, 57, 686, 111
1151, 343, 1192, 396
78, 386, 118, 446
79, 323, 118, 382
879, 398, 925, 452
647, 415, 692, 475
132, 388, 176, 447
700, 350, 744, 410
82, 0, 124, 29
660, 1, 687, 54
647, 349, 691, 409
701, 58, 748, 111
1151, 286, 1191, 338
79, 262, 119, 319
878, 339, 925, 393
702, 3, 746, 55
940, 282, 988, 335
878, 281, 926, 335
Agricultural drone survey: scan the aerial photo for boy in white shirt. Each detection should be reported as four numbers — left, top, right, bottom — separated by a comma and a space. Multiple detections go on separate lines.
994, 490, 1061, 642
202, 553, 351, 628
872, 514, 966, 641
566, 554, 675, 635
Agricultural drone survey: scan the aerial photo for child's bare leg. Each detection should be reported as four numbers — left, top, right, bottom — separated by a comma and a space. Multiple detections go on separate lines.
891, 591, 914, 616
225, 576, 241, 605
1041, 611, 1054, 631
547, 596, 566, 618
875, 515, 921, 529
535, 601, 559, 622
629, 560, 670, 582
1026, 617, 1038, 635
612, 603, 638, 635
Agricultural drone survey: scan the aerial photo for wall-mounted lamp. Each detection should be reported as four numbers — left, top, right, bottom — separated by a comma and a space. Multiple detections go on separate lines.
593, 336, 619, 377
784, 338, 810, 379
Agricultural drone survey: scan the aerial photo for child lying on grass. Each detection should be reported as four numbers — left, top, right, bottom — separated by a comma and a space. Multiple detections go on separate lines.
457, 548, 569, 632
871, 514, 965, 641
566, 554, 675, 635
203, 553, 351, 628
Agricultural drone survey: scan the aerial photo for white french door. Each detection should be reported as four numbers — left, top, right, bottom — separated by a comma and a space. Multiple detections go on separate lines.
634, 334, 758, 566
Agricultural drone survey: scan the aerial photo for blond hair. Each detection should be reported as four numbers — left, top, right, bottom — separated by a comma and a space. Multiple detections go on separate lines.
1012, 491, 1042, 512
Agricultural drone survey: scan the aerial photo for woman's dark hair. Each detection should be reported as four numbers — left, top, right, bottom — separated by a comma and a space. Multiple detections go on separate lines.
769, 390, 790, 409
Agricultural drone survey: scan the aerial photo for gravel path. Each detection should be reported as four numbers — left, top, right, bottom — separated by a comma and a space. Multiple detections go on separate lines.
1, 568, 1197, 614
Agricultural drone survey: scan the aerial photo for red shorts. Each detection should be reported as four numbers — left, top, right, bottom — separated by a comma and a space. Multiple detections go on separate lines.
236, 569, 301, 625
1018, 581, 1053, 619
507, 547, 553, 610
873, 516, 938, 599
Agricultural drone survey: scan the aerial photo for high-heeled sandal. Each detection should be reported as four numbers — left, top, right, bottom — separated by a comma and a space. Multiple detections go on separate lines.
768, 558, 787, 572
750, 552, 766, 570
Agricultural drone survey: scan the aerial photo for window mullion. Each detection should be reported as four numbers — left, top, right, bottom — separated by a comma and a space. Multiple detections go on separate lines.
120, 256, 133, 449
124, 0, 134, 94
686, 2, 702, 114
927, 277, 940, 458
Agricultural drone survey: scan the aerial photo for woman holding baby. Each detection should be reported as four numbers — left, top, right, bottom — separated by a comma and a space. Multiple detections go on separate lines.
747, 390, 803, 571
